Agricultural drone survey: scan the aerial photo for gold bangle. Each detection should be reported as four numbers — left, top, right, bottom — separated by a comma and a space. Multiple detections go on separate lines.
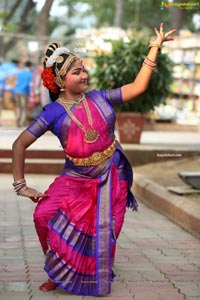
148, 43, 161, 51
12, 178, 26, 186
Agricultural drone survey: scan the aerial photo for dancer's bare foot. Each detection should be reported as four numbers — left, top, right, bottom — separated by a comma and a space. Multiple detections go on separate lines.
39, 279, 57, 291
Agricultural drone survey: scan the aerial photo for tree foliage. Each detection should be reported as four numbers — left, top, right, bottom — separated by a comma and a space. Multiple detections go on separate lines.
64, 0, 198, 32
0, 0, 198, 59
0, 0, 54, 59
92, 38, 173, 113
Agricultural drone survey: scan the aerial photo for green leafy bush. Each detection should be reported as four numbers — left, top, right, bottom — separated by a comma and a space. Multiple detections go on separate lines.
92, 38, 173, 113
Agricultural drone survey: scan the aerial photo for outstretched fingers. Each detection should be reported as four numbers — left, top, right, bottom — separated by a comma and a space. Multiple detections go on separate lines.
154, 23, 176, 43
154, 22, 164, 35
165, 29, 177, 41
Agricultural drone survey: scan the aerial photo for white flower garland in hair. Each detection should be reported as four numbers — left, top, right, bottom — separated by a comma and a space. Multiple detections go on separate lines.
46, 47, 71, 67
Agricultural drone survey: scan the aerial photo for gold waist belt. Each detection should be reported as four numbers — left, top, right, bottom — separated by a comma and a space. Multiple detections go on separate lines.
66, 139, 116, 166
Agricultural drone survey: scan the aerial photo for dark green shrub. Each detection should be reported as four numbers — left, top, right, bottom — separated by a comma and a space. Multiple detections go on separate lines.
92, 38, 173, 113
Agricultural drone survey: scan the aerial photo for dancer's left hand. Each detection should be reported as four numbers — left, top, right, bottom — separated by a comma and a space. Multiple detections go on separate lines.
153, 22, 176, 47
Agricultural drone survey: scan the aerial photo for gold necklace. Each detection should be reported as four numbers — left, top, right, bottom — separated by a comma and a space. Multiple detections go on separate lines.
62, 95, 99, 143
58, 93, 85, 108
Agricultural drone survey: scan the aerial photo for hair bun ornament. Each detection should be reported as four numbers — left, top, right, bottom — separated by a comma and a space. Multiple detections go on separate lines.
45, 47, 71, 68
44, 42, 61, 67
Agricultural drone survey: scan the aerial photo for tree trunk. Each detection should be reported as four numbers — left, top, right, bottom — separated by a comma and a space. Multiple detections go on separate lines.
170, 7, 184, 34
3, 0, 36, 56
34, 0, 54, 36
0, 0, 24, 58
3, 0, 23, 25
19, 0, 35, 32
114, 0, 124, 27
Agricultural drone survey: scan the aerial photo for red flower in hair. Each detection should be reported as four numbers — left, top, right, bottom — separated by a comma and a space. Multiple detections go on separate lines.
41, 67, 58, 93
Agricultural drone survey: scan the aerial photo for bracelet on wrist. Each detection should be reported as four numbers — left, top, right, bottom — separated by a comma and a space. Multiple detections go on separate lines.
13, 178, 27, 195
12, 178, 26, 186
142, 56, 156, 71
142, 63, 156, 71
148, 43, 161, 51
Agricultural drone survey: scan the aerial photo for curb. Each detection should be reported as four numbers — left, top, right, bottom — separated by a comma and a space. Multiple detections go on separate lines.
133, 173, 200, 239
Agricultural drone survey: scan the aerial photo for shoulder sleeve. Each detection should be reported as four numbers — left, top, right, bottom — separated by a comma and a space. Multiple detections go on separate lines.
100, 88, 122, 106
26, 103, 58, 138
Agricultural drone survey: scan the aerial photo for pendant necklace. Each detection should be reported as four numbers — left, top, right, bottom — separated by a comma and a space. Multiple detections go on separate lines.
60, 94, 99, 143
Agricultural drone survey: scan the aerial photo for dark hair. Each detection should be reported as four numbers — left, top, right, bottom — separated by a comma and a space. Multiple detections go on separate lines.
11, 59, 20, 65
25, 61, 32, 67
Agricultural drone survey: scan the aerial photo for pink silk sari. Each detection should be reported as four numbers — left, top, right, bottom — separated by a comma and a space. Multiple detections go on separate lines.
31, 89, 137, 296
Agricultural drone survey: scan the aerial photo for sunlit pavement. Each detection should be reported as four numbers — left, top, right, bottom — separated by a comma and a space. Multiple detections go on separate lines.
0, 174, 200, 300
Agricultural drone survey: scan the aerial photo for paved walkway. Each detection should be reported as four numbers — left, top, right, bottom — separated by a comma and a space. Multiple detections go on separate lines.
0, 174, 200, 300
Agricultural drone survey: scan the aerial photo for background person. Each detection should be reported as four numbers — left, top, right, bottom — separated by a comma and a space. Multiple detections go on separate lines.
28, 55, 49, 121
14, 61, 33, 127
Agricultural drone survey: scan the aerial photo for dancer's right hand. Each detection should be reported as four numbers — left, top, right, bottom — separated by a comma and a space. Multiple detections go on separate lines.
19, 186, 48, 203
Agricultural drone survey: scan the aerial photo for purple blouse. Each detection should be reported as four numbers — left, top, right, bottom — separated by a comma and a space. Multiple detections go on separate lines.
27, 88, 123, 157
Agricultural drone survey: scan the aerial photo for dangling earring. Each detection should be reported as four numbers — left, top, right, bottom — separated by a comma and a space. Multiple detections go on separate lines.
60, 88, 65, 91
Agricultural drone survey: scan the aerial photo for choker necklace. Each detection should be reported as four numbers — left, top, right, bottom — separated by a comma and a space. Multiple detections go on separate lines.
61, 94, 99, 143
58, 93, 85, 108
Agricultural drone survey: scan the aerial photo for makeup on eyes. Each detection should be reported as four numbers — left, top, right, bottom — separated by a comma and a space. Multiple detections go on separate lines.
72, 67, 87, 75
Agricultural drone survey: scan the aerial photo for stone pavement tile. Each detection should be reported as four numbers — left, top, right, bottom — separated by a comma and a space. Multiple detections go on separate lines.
83, 297, 133, 300
148, 257, 190, 265
177, 264, 200, 272
122, 254, 149, 264
0, 241, 22, 249
30, 294, 59, 300
30, 295, 58, 300
57, 296, 83, 300
3, 281, 27, 292
31, 282, 83, 299
26, 254, 44, 263
181, 249, 200, 262
130, 237, 171, 249
117, 270, 143, 282
0, 273, 27, 281
83, 297, 109, 300
0, 264, 25, 274
2, 253, 23, 263
128, 282, 185, 300
152, 263, 182, 272
165, 270, 200, 281
0, 295, 30, 300
133, 291, 161, 300
166, 239, 200, 250
186, 297, 200, 300
5, 235, 21, 242
115, 263, 141, 271
127, 263, 158, 272
83, 293, 133, 300
29, 272, 47, 282
0, 282, 30, 300
175, 282, 200, 298
139, 270, 167, 281
116, 241, 138, 249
